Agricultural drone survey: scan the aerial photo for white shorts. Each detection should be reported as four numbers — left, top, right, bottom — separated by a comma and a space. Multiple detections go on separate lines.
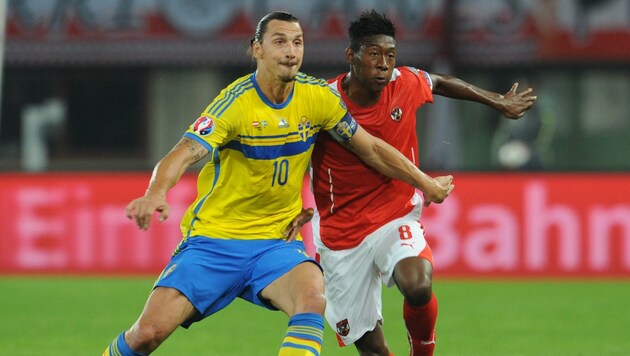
315, 198, 431, 346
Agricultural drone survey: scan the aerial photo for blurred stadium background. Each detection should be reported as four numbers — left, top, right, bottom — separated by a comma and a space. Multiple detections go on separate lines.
1, 1, 629, 355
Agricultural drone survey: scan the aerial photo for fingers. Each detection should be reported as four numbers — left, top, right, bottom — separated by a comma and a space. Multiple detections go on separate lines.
510, 82, 519, 93
284, 208, 315, 242
302, 208, 314, 224
125, 198, 169, 231
158, 206, 170, 223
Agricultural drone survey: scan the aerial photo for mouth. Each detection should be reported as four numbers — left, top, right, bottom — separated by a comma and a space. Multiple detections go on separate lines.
374, 77, 388, 85
281, 62, 298, 68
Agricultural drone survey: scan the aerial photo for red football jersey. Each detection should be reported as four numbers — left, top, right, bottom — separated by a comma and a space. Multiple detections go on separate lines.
312, 67, 433, 250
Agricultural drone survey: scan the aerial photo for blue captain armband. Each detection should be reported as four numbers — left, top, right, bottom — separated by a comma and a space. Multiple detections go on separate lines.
328, 113, 359, 143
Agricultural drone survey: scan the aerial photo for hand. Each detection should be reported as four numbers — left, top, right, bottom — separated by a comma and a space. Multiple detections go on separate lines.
498, 83, 538, 119
284, 208, 314, 242
423, 175, 454, 207
125, 193, 171, 231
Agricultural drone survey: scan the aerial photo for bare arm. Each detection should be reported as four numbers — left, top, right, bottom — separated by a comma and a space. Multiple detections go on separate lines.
344, 126, 453, 204
125, 137, 209, 230
430, 73, 537, 119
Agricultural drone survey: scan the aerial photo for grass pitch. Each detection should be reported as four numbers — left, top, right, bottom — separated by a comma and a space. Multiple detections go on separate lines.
1, 276, 628, 355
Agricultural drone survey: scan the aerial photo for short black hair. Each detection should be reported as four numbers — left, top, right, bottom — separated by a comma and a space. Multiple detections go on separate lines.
348, 10, 396, 51
251, 11, 299, 46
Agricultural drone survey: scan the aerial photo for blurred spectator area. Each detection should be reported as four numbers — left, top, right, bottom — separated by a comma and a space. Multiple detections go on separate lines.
1, 0, 629, 172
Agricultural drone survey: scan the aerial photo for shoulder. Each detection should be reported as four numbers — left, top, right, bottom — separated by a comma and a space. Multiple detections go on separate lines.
294, 72, 329, 88
394, 66, 432, 90
223, 73, 256, 93
295, 72, 342, 100
207, 74, 256, 117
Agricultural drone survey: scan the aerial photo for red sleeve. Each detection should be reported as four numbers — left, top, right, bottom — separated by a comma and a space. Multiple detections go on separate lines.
402, 66, 433, 108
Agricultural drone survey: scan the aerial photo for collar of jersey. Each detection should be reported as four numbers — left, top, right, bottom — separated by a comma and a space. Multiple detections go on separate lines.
251, 72, 294, 110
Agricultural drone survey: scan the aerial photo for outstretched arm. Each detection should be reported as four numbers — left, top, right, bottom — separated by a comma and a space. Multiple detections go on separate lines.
344, 126, 454, 204
125, 137, 209, 230
430, 73, 537, 119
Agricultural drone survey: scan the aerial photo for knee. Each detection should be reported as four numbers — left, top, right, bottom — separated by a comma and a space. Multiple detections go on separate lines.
402, 278, 432, 307
126, 323, 169, 353
289, 290, 326, 316
299, 290, 326, 315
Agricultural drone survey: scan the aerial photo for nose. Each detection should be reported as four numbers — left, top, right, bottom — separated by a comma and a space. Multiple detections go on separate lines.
376, 55, 389, 71
286, 43, 297, 58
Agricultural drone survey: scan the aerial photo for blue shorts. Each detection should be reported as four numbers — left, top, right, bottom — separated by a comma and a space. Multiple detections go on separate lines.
154, 236, 319, 328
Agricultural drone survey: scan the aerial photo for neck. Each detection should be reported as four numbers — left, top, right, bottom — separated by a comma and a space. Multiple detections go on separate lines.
342, 73, 381, 107
255, 71, 294, 104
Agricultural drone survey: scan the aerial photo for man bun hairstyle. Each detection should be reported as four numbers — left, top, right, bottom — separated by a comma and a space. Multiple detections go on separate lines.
348, 10, 396, 52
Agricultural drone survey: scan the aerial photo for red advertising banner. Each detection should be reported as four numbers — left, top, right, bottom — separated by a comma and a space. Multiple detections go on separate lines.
419, 174, 630, 278
1, 173, 629, 278
8, 0, 629, 65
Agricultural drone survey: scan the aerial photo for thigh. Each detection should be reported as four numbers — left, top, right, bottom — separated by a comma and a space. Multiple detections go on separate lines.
318, 244, 383, 347
252, 240, 322, 313
373, 213, 429, 288
154, 237, 250, 326
260, 260, 325, 316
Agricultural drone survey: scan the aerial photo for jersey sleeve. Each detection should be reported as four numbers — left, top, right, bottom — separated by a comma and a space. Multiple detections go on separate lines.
183, 103, 242, 151
319, 85, 359, 143
404, 66, 434, 107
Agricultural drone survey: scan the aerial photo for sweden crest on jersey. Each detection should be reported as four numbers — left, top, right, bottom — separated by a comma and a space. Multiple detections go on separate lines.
297, 116, 312, 142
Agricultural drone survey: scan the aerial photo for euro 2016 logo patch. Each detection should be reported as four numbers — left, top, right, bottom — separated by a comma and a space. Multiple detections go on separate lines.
390, 106, 403, 121
336, 319, 350, 337
193, 116, 214, 135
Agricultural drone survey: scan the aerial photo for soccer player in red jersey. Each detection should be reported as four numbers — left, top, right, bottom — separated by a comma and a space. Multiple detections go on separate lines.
103, 11, 454, 356
310, 10, 537, 356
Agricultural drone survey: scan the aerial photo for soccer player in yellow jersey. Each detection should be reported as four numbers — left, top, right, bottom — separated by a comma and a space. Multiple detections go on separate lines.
103, 11, 453, 356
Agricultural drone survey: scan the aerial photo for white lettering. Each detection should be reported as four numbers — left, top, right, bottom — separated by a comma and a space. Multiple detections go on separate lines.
525, 182, 581, 270
465, 205, 518, 271
16, 188, 67, 268
424, 196, 461, 268
589, 206, 630, 270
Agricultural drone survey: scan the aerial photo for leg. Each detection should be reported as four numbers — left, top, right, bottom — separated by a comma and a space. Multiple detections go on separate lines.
354, 321, 391, 356
262, 261, 326, 356
393, 257, 433, 307
262, 261, 325, 316
104, 287, 197, 355
394, 257, 437, 356
126, 287, 198, 353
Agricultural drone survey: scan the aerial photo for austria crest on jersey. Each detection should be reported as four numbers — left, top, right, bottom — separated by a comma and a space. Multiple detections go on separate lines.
390, 106, 403, 121
336, 318, 350, 336
193, 116, 215, 135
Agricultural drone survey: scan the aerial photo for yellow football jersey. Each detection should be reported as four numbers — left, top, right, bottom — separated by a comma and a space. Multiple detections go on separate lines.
180, 72, 354, 240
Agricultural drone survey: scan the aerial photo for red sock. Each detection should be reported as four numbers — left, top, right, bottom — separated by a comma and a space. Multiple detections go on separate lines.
403, 293, 438, 356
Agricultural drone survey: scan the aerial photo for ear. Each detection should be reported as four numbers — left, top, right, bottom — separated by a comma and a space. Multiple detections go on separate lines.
345, 47, 354, 65
252, 41, 263, 59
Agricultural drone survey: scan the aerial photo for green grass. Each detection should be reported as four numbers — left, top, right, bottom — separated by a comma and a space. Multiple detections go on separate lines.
1, 277, 629, 355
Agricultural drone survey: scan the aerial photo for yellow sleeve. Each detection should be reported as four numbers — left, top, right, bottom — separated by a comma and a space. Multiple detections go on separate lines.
319, 84, 350, 131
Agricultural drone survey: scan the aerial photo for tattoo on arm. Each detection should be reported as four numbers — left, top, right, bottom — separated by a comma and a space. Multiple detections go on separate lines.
175, 137, 207, 163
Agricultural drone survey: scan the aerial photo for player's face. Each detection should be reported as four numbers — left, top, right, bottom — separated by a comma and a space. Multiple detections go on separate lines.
351, 35, 396, 92
255, 20, 304, 83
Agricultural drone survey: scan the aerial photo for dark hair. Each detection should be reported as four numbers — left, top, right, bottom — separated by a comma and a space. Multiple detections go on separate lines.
250, 11, 299, 46
348, 10, 396, 51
